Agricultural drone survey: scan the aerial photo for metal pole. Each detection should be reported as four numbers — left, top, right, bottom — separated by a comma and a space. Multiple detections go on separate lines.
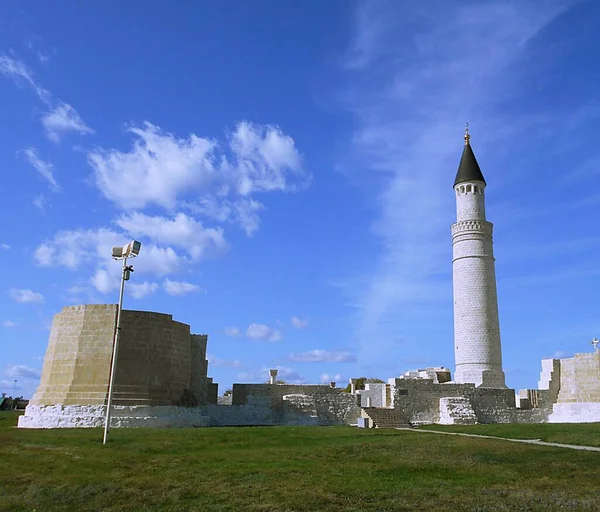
13, 380, 17, 409
103, 257, 127, 445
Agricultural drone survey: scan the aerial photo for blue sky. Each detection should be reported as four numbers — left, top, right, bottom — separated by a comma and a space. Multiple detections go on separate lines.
1, 0, 599, 399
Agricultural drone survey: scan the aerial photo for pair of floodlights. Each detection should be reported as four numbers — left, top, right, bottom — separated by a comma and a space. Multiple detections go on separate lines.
111, 240, 141, 260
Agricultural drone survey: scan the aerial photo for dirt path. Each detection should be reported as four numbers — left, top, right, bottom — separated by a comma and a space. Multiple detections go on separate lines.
402, 427, 600, 452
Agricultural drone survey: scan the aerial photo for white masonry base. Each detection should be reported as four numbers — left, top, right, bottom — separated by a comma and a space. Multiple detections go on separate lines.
547, 403, 600, 423
17, 404, 211, 429
438, 397, 478, 425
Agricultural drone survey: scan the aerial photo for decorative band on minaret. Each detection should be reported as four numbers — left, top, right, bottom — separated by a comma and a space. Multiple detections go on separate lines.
451, 126, 506, 388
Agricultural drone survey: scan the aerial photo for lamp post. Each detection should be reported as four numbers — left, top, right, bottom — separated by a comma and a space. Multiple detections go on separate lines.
103, 240, 141, 445
13, 380, 17, 409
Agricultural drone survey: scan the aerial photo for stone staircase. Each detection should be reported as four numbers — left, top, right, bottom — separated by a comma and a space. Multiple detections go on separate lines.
362, 407, 412, 429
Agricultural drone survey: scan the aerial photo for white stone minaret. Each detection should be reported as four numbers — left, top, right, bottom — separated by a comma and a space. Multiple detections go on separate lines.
451, 126, 506, 388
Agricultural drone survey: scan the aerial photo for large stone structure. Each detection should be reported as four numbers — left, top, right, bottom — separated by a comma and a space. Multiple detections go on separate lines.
452, 128, 506, 388
19, 304, 218, 428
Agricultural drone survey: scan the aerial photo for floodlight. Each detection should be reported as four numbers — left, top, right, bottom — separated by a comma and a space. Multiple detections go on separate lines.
122, 240, 142, 258
111, 246, 124, 258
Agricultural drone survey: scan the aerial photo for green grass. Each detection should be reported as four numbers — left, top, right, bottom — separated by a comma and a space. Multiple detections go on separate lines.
2, 411, 600, 511
419, 422, 600, 447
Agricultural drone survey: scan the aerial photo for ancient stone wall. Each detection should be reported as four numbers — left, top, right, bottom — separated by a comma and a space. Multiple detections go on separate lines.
391, 378, 553, 425
30, 304, 215, 408
231, 384, 361, 425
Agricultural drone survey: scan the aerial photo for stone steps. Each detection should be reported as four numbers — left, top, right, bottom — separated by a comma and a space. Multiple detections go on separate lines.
362, 407, 412, 429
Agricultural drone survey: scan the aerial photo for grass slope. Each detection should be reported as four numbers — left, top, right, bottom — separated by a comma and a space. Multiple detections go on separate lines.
1, 412, 600, 511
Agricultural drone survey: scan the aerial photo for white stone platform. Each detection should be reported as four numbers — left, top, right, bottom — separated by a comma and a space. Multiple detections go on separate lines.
17, 404, 211, 429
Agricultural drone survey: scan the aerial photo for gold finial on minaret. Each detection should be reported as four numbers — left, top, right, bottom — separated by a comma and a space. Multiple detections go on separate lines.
464, 122, 470, 145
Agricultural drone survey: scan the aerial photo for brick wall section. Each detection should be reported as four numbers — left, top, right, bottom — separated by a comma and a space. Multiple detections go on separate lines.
452, 181, 505, 388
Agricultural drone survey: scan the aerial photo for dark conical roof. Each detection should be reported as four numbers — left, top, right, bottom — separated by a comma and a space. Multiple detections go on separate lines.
453, 133, 486, 187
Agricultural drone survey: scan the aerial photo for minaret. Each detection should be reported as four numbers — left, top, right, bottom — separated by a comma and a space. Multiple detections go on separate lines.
451, 126, 506, 388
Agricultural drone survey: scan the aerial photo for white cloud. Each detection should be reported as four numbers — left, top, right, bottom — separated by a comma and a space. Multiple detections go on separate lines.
127, 281, 159, 299
0, 54, 51, 103
116, 212, 227, 261
290, 316, 308, 329
207, 356, 242, 368
21, 147, 59, 191
5, 364, 41, 380
246, 323, 283, 342
163, 279, 202, 296
227, 121, 306, 196
0, 243, 9, 250
88, 122, 218, 210
41, 101, 94, 143
9, 288, 44, 304
289, 349, 356, 363
224, 326, 241, 337
88, 121, 308, 228
2, 320, 19, 328
320, 373, 343, 384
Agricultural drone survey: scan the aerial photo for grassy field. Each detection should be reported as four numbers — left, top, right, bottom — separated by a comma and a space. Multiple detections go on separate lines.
419, 422, 600, 447
2, 411, 600, 512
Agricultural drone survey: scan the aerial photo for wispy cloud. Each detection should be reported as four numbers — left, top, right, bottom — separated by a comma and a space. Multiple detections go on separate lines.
41, 102, 95, 143
320, 373, 343, 384
5, 365, 41, 380
0, 53, 51, 103
246, 323, 283, 342
2, 320, 19, 328
224, 326, 241, 337
338, 0, 579, 369
33, 195, 48, 211
9, 288, 44, 304
289, 349, 356, 363
127, 281, 159, 299
0, 54, 92, 141
21, 148, 59, 191
163, 279, 203, 296
290, 316, 308, 329
208, 356, 242, 368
